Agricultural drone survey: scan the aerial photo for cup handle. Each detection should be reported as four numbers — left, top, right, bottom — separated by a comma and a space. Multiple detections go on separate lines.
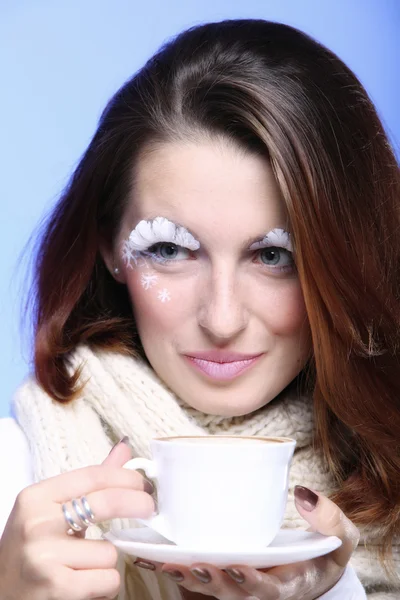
123, 457, 172, 541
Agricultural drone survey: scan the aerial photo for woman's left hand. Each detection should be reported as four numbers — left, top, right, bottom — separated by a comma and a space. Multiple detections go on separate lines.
139, 486, 360, 599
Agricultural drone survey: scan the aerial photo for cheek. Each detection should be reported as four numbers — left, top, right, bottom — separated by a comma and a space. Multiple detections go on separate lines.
125, 269, 194, 334
257, 281, 308, 336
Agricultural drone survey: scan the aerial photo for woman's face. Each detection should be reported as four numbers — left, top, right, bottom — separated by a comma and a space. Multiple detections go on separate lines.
114, 139, 311, 416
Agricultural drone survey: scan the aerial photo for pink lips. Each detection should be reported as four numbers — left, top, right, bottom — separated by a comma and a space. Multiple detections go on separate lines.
183, 351, 263, 381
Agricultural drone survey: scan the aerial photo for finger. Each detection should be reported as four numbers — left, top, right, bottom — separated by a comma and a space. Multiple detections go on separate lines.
16, 485, 155, 539
53, 488, 155, 536
83, 487, 155, 523
225, 560, 331, 600
103, 440, 154, 493
131, 558, 164, 573
36, 538, 119, 570
294, 486, 360, 568
102, 437, 132, 467
68, 567, 120, 599
23, 463, 151, 504
226, 565, 282, 600
160, 563, 248, 599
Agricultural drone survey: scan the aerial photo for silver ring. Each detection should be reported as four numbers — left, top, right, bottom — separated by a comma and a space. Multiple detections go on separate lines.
62, 496, 96, 536
62, 503, 83, 533
81, 496, 96, 523
72, 499, 92, 527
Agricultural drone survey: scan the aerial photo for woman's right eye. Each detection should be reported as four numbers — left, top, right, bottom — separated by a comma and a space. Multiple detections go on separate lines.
146, 242, 191, 262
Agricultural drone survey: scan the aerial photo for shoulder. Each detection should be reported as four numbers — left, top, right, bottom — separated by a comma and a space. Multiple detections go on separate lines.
0, 418, 33, 536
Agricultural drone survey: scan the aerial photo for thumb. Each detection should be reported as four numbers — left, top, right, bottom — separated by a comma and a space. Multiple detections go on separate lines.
294, 485, 360, 568
102, 436, 133, 467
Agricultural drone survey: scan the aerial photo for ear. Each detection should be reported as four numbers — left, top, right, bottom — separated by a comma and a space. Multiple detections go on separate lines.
99, 237, 126, 284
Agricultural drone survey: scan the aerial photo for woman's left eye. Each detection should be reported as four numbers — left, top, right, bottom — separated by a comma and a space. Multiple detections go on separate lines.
148, 242, 190, 261
256, 246, 294, 270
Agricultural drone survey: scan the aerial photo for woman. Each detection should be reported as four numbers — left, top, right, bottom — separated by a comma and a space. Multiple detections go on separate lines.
0, 17, 399, 600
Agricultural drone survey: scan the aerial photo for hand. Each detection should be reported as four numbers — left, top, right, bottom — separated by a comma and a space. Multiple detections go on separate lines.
0, 439, 155, 600
136, 486, 360, 600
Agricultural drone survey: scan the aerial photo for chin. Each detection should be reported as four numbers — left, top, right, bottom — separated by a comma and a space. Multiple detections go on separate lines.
184, 394, 273, 417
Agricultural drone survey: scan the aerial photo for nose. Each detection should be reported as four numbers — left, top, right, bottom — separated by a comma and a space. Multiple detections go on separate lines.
197, 266, 248, 342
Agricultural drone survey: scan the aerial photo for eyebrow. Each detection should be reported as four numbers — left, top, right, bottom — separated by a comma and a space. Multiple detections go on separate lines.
242, 234, 268, 248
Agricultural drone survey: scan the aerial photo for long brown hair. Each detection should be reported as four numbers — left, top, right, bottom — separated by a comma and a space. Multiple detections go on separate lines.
30, 20, 400, 558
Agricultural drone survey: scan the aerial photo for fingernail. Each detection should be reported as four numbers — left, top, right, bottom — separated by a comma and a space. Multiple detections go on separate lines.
225, 568, 245, 583
134, 559, 156, 570
191, 567, 211, 583
294, 485, 319, 511
162, 569, 184, 582
109, 436, 130, 454
144, 479, 155, 494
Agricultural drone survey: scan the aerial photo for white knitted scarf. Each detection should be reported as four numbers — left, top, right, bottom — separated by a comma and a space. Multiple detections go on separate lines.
12, 345, 399, 599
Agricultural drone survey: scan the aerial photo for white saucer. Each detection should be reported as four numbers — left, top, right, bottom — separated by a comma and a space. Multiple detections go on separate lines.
104, 527, 341, 568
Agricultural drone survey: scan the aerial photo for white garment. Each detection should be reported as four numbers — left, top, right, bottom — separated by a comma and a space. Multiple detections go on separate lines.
3, 344, 396, 597
0, 417, 33, 536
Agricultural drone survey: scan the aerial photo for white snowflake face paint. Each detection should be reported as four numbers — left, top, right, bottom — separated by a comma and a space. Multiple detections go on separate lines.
249, 228, 293, 253
121, 241, 140, 269
157, 288, 171, 303
141, 273, 158, 290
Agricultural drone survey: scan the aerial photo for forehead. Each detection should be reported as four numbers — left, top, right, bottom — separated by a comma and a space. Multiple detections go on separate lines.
124, 139, 288, 240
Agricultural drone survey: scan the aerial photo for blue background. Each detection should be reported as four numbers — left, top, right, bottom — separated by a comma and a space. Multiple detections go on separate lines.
1, 0, 399, 417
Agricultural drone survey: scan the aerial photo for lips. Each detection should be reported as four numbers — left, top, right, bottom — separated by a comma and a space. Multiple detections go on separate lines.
183, 351, 264, 381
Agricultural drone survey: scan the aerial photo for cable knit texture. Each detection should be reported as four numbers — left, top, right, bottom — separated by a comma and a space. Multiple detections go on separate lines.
12, 345, 399, 599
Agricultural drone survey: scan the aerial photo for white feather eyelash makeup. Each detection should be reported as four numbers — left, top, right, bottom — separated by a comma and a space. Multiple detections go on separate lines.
123, 216, 200, 261
120, 216, 200, 278
249, 228, 293, 253
120, 222, 293, 303
121, 220, 291, 265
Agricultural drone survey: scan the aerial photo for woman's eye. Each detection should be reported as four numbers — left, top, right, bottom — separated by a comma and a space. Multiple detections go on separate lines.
148, 242, 190, 261
257, 247, 294, 269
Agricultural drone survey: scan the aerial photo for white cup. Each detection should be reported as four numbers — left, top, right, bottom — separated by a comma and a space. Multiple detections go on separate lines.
124, 435, 296, 550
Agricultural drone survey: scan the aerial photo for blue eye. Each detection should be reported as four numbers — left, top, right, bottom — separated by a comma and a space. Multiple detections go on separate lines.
147, 242, 190, 262
257, 247, 294, 269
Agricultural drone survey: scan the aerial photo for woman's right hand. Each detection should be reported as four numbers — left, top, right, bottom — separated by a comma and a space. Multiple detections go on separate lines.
0, 438, 154, 600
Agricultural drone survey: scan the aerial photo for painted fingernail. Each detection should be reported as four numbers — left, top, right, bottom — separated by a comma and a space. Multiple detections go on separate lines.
143, 479, 155, 494
109, 436, 130, 454
191, 567, 211, 583
134, 559, 156, 570
162, 569, 184, 582
294, 485, 319, 511
225, 568, 245, 583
